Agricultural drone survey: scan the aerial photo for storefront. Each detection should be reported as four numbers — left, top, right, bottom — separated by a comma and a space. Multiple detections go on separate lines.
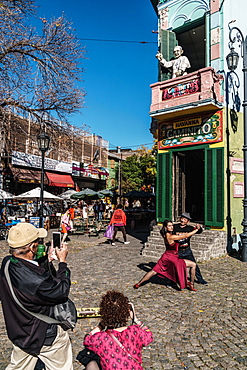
8, 151, 74, 195
72, 163, 109, 191
45, 172, 74, 189
156, 110, 224, 226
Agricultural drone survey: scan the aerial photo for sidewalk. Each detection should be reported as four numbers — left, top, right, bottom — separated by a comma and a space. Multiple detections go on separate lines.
0, 229, 247, 369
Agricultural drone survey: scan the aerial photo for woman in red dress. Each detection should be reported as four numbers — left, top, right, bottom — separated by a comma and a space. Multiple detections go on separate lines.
133, 220, 198, 291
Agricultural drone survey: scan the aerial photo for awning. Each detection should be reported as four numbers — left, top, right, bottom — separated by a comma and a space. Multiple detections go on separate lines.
11, 167, 43, 184
46, 172, 74, 188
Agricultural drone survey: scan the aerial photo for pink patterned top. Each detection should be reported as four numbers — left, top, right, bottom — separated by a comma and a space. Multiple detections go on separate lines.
83, 325, 153, 370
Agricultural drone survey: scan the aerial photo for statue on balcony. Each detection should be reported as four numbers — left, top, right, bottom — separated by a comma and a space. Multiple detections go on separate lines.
156, 45, 191, 79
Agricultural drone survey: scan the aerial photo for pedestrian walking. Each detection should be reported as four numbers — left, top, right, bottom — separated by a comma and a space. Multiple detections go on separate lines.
173, 212, 208, 284
109, 204, 129, 245
82, 290, 153, 370
98, 200, 105, 220
60, 208, 71, 243
0, 222, 73, 370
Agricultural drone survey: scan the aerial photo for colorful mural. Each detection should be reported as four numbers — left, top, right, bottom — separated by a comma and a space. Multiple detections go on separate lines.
158, 110, 223, 149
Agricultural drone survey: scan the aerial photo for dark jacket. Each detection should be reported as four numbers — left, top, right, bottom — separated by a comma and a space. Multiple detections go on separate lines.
0, 255, 71, 354
173, 223, 203, 248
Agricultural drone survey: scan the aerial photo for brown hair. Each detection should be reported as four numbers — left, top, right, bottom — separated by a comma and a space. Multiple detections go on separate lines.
160, 219, 173, 237
99, 290, 130, 330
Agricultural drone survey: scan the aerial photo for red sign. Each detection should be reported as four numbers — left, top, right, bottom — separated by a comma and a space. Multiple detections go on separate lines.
162, 79, 200, 100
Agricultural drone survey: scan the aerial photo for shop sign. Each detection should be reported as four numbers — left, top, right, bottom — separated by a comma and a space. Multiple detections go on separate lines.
230, 158, 244, 174
72, 162, 109, 179
12, 151, 72, 173
162, 79, 200, 101
158, 111, 222, 149
72, 161, 81, 177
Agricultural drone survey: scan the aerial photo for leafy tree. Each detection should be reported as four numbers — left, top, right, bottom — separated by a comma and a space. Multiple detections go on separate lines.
0, 0, 85, 130
120, 146, 156, 193
121, 155, 142, 193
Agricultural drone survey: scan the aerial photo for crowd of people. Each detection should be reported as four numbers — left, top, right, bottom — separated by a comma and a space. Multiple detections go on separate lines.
0, 209, 208, 369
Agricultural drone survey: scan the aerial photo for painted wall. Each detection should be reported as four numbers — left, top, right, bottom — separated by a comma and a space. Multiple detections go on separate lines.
223, 0, 247, 112
153, 0, 246, 234
228, 111, 244, 234
223, 0, 247, 234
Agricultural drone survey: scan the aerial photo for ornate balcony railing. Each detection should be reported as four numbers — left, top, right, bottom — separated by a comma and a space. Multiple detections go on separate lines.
149, 67, 224, 120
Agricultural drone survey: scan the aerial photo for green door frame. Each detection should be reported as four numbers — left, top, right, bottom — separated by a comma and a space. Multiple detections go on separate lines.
156, 145, 224, 227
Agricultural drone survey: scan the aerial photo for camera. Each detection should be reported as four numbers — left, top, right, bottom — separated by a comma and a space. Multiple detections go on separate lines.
53, 232, 61, 249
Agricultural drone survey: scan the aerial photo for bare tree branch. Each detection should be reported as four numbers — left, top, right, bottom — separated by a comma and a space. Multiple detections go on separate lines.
0, 0, 86, 129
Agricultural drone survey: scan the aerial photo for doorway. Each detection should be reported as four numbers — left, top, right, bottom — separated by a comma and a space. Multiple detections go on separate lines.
173, 149, 204, 222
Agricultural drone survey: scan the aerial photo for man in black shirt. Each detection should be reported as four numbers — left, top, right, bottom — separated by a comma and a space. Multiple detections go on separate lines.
173, 212, 208, 285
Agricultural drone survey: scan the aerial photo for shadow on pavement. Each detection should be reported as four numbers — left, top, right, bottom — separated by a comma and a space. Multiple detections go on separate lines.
136, 262, 180, 290
126, 224, 150, 244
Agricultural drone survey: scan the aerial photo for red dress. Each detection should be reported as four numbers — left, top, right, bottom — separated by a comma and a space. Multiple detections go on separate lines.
153, 242, 187, 289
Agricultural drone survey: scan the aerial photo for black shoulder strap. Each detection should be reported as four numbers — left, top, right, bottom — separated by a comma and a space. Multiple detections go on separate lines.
4, 259, 61, 325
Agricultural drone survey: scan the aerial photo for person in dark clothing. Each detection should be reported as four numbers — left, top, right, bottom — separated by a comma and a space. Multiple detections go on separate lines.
98, 200, 105, 221
173, 212, 208, 285
0, 222, 73, 370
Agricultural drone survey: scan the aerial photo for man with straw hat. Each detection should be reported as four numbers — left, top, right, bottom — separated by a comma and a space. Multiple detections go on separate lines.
0, 222, 73, 370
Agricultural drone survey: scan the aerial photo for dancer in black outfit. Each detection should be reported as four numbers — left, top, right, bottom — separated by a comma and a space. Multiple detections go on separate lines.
173, 212, 208, 285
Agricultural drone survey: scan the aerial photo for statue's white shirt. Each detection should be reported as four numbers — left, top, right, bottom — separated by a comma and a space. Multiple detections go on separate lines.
160, 55, 191, 78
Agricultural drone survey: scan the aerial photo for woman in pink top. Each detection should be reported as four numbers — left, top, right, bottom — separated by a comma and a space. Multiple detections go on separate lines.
60, 208, 71, 243
83, 290, 153, 370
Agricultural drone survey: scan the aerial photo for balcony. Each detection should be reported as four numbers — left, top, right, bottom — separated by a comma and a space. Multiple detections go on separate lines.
149, 67, 223, 121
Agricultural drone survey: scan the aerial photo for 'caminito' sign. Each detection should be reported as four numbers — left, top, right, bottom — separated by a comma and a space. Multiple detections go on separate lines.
158, 111, 222, 149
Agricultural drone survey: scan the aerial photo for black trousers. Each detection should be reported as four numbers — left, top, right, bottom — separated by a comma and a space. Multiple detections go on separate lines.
112, 225, 127, 242
178, 247, 205, 283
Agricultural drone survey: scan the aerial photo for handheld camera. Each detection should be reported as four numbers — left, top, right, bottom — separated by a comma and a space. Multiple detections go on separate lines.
53, 232, 61, 249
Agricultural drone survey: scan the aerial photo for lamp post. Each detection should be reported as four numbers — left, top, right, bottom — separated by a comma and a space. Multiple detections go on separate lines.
226, 24, 247, 261
224, 68, 240, 253
117, 146, 122, 203
37, 131, 50, 228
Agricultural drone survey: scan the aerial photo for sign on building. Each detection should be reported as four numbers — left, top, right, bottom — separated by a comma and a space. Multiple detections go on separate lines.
158, 111, 222, 149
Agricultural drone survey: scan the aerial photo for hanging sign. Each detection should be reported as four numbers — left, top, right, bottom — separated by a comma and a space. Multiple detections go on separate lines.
162, 78, 200, 100
12, 151, 72, 173
158, 111, 222, 149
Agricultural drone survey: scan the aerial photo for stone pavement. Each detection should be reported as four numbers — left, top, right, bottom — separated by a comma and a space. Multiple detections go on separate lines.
0, 227, 247, 369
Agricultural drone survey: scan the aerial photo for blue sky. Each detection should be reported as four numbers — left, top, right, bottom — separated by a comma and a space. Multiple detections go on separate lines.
36, 1, 158, 150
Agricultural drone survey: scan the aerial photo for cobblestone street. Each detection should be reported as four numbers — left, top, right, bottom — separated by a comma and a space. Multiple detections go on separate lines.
0, 228, 247, 369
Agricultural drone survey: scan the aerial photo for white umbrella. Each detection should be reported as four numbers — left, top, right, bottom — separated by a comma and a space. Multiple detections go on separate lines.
0, 189, 14, 200
59, 189, 77, 199
14, 187, 62, 201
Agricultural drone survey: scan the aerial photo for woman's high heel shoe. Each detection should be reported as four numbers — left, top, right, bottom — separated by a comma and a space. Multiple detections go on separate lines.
187, 282, 197, 291
133, 283, 140, 289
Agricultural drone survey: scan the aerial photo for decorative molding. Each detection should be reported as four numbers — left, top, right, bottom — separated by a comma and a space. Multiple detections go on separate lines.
169, 0, 210, 29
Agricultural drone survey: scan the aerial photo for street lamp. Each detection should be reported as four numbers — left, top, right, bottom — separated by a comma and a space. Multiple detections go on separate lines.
226, 47, 239, 71
117, 146, 122, 202
227, 24, 247, 261
37, 131, 50, 228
